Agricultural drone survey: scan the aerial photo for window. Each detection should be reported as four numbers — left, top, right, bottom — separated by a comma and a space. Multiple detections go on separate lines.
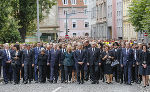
85, 21, 89, 28
73, 33, 76, 36
72, 20, 77, 28
84, 0, 87, 5
71, 0, 76, 5
84, 8, 87, 15
63, 0, 68, 5
63, 9, 68, 15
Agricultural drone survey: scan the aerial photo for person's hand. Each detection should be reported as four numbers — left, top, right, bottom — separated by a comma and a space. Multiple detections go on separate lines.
143, 64, 147, 68
79, 62, 84, 65
99, 63, 101, 66
87, 63, 89, 66
6, 60, 11, 63
136, 62, 139, 65
22, 64, 24, 67
47, 63, 50, 66
121, 64, 123, 67
133, 65, 135, 67
32, 64, 34, 67
37, 66, 38, 69
59, 64, 61, 66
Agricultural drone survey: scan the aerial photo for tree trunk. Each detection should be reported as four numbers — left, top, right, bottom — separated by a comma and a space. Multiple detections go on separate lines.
19, 27, 26, 42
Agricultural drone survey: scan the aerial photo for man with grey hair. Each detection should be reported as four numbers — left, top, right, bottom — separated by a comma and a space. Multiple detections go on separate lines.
120, 42, 134, 85
2, 43, 13, 84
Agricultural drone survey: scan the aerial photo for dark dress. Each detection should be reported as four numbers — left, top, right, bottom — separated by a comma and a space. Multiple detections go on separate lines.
102, 51, 114, 74
139, 51, 150, 75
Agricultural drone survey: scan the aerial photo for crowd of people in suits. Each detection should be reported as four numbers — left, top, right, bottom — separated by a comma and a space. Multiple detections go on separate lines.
0, 38, 150, 88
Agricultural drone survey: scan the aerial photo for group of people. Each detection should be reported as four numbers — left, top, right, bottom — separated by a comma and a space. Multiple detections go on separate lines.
0, 38, 150, 88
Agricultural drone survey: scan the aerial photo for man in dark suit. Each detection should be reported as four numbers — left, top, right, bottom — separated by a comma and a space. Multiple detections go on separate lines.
48, 44, 61, 83
59, 44, 66, 83
83, 40, 91, 81
0, 49, 3, 78
22, 45, 34, 84
120, 42, 134, 85
74, 43, 86, 84
33, 42, 41, 83
112, 42, 120, 83
2, 43, 13, 84
87, 42, 101, 84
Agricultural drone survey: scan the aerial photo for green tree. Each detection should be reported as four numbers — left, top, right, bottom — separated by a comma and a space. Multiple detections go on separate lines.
0, 0, 21, 43
12, 0, 56, 42
128, 0, 150, 34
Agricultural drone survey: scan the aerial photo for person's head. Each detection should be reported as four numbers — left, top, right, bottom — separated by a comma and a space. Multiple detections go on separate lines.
121, 42, 125, 48
85, 40, 89, 46
46, 45, 51, 50
4, 43, 9, 49
142, 44, 147, 51
14, 44, 20, 51
77, 43, 83, 50
62, 44, 66, 49
125, 42, 130, 49
53, 44, 57, 50
66, 45, 72, 53
104, 45, 110, 51
91, 42, 96, 48
37, 42, 41, 47
113, 42, 119, 49
138, 43, 142, 49
40, 48, 45, 54
26, 44, 30, 50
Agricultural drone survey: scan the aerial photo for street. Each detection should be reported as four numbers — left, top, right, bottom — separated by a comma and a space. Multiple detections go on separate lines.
0, 80, 149, 92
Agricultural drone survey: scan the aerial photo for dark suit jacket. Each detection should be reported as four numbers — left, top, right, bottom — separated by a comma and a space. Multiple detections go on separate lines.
87, 48, 101, 65
0, 50, 3, 66
60, 49, 66, 65
22, 49, 34, 65
2, 49, 13, 66
11, 50, 22, 65
139, 51, 150, 66
112, 48, 120, 62
49, 49, 61, 66
120, 48, 134, 66
37, 54, 48, 66
74, 49, 86, 64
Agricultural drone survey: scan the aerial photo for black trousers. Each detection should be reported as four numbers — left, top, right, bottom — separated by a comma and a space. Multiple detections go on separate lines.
3, 64, 13, 82
99, 65, 105, 81
84, 64, 90, 81
113, 64, 120, 82
12, 64, 21, 83
76, 64, 84, 82
46, 65, 50, 80
39, 65, 46, 82
64, 66, 73, 81
60, 65, 65, 82
24, 65, 32, 82
89, 65, 99, 82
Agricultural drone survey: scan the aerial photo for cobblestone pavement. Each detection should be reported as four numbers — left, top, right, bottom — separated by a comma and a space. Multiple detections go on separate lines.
0, 80, 149, 92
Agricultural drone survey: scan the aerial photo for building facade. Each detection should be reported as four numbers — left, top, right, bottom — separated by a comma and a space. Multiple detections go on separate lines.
58, 0, 90, 37
123, 0, 137, 40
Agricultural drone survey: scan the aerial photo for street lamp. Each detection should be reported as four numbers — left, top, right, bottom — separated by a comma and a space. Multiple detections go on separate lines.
37, 0, 40, 42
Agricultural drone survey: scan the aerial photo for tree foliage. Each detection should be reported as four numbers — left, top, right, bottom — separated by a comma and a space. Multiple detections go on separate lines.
128, 0, 150, 35
0, 0, 21, 43
0, 0, 56, 43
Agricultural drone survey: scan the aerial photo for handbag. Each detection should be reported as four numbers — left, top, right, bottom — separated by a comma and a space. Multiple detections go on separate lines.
111, 60, 119, 67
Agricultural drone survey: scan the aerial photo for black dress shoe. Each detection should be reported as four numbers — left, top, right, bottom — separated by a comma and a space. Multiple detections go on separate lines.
24, 82, 28, 84
49, 80, 53, 83
91, 81, 96, 84
54, 81, 57, 83
5, 82, 8, 84
127, 83, 132, 85
14, 83, 17, 85
147, 84, 149, 86
143, 86, 146, 88
35, 81, 38, 83
77, 82, 81, 84
96, 81, 99, 84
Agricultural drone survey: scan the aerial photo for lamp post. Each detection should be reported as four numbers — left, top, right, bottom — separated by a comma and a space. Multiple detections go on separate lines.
37, 0, 40, 42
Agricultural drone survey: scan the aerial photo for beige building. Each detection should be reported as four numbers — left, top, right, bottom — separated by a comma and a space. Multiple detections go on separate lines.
25, 4, 59, 42
123, 0, 137, 40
